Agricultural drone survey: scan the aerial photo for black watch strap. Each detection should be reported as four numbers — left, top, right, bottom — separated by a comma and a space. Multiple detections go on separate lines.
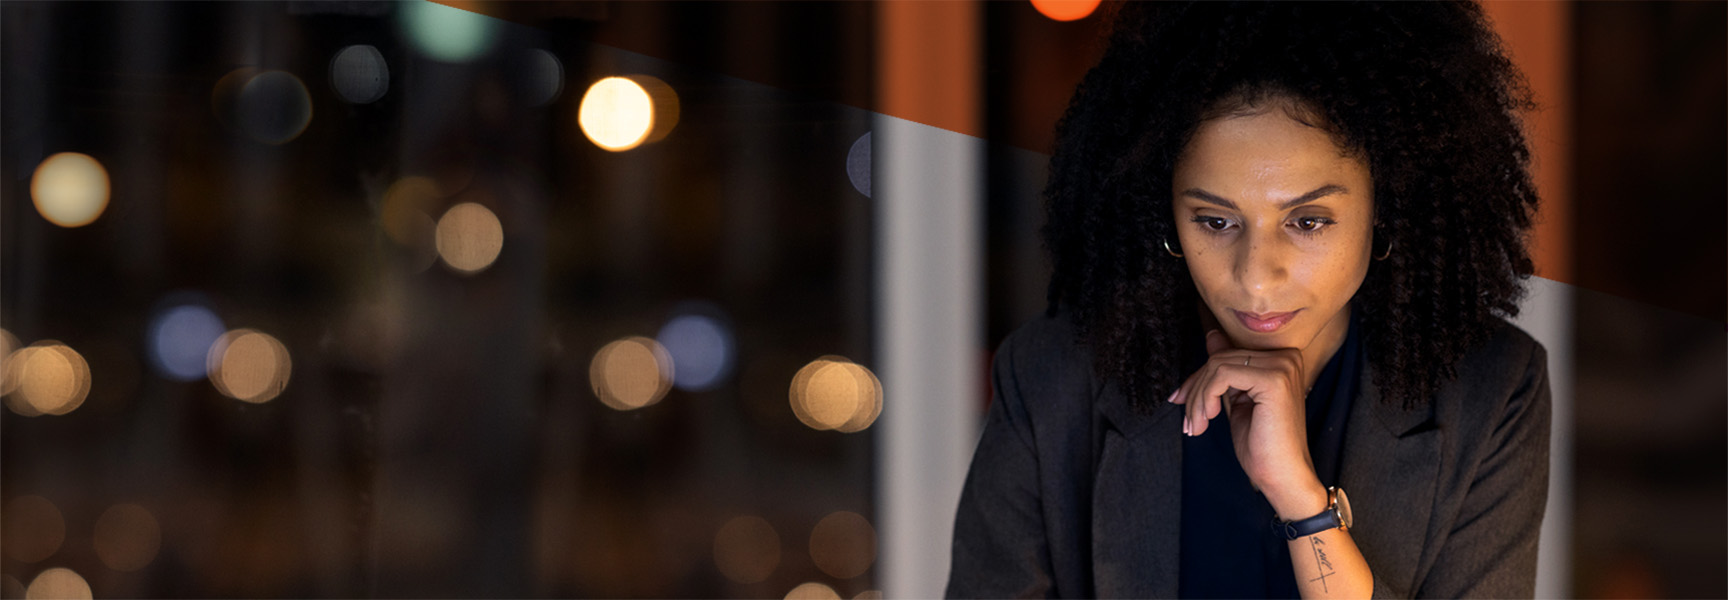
1273, 508, 1341, 541
1272, 489, 1343, 541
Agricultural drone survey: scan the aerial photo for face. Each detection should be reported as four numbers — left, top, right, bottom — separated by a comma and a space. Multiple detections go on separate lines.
1170, 101, 1374, 354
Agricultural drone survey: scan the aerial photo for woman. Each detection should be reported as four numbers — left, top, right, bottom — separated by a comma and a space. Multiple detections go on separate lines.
946, 2, 1551, 598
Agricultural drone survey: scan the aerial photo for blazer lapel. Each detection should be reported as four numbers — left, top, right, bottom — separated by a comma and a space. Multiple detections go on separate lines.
1339, 361, 1442, 596
1091, 380, 1183, 598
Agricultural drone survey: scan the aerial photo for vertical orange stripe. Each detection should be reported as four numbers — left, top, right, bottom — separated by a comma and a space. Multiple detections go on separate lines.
1483, 0, 1573, 284
876, 1, 983, 139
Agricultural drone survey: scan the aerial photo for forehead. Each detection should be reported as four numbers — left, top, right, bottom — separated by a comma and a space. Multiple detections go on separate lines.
1174, 108, 1371, 204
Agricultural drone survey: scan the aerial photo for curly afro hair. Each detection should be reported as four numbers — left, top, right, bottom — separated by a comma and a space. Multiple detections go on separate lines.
1042, 1, 1540, 414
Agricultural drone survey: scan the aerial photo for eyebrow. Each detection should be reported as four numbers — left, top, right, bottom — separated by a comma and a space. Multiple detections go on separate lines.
1180, 184, 1348, 211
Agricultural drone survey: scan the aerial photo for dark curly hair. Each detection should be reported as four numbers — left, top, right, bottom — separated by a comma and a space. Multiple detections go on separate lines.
1042, 1, 1539, 413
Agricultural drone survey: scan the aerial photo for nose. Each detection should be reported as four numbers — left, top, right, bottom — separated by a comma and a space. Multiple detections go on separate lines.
1233, 226, 1289, 294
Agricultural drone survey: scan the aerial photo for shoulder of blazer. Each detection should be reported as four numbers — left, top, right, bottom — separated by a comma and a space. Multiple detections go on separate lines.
991, 306, 1113, 456
1432, 315, 1550, 432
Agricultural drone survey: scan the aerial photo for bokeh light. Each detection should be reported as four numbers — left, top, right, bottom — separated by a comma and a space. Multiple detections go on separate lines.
847, 132, 871, 198
713, 515, 780, 584
634, 75, 681, 143
94, 503, 163, 572
211, 68, 314, 145
656, 308, 735, 393
1, 328, 21, 396
24, 568, 90, 600
2, 496, 65, 563
207, 328, 292, 403
789, 357, 882, 433
400, 0, 498, 63
434, 202, 504, 274
1030, 0, 1101, 21
589, 336, 674, 410
381, 176, 440, 244
147, 301, 226, 381
30, 152, 110, 228
522, 49, 564, 107
579, 77, 654, 152
11, 342, 92, 416
329, 44, 390, 104
785, 582, 840, 600
809, 511, 877, 579
379, 176, 442, 271
2, 576, 22, 600
854, 591, 883, 600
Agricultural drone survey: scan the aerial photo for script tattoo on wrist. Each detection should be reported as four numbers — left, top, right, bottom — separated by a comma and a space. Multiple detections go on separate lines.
1308, 536, 1336, 592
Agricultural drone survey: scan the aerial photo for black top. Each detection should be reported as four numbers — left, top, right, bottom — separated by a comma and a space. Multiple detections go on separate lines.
1177, 307, 1363, 598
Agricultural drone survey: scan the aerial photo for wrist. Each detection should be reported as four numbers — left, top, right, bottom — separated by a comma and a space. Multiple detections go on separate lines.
1266, 479, 1329, 522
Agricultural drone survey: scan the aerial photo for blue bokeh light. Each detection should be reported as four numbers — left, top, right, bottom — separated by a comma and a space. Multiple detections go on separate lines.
656, 309, 735, 393
148, 303, 225, 382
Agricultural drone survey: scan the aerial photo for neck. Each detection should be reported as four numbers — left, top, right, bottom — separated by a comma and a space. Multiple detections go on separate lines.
1299, 303, 1352, 392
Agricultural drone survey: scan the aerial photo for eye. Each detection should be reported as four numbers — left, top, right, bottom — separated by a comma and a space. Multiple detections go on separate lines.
1291, 216, 1335, 235
1190, 216, 1234, 233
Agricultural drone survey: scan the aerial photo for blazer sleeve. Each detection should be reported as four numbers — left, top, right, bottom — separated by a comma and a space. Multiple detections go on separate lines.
945, 333, 1057, 599
1414, 339, 1553, 598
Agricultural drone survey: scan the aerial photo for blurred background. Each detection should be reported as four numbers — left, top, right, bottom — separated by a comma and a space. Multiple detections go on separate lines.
0, 1, 1721, 598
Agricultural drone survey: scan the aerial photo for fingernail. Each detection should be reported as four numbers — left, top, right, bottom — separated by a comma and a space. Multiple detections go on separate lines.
1183, 419, 1191, 436
1166, 390, 1176, 403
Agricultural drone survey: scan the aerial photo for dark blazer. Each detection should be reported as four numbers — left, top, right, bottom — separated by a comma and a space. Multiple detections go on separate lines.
946, 308, 1551, 599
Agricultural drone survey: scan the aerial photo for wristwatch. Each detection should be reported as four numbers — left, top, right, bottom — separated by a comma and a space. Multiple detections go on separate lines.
1272, 486, 1353, 540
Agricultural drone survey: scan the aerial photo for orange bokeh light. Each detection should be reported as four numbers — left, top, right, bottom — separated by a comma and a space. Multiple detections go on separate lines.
1030, 0, 1101, 22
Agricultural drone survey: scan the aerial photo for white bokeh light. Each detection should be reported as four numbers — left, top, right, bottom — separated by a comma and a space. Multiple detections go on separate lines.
847, 132, 872, 198
329, 44, 390, 104
400, 0, 498, 63
30, 152, 110, 228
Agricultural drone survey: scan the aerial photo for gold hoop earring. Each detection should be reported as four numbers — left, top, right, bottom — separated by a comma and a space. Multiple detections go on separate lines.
1374, 240, 1394, 261
1163, 237, 1184, 258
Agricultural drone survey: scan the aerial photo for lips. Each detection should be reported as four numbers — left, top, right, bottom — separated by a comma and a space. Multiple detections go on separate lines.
1233, 309, 1298, 333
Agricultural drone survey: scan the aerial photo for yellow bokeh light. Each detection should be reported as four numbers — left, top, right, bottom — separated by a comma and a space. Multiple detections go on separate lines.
381, 176, 441, 245
1030, 0, 1101, 22
434, 202, 504, 274
94, 503, 163, 572
24, 568, 90, 600
789, 357, 882, 433
713, 515, 781, 584
2, 496, 65, 563
634, 75, 681, 144
0, 328, 20, 396
578, 77, 654, 151
809, 511, 877, 580
11, 342, 91, 416
589, 336, 674, 410
207, 329, 292, 403
785, 582, 840, 600
30, 152, 111, 228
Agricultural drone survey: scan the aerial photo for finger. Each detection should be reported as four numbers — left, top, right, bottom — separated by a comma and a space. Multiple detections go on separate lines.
1199, 364, 1277, 420
1191, 364, 1220, 436
1181, 369, 1205, 436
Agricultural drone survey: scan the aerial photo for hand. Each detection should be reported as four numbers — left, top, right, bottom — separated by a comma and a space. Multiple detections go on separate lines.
1168, 329, 1327, 519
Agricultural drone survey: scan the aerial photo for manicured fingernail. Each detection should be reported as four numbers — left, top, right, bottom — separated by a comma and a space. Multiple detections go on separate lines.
1183, 419, 1191, 436
1166, 390, 1176, 403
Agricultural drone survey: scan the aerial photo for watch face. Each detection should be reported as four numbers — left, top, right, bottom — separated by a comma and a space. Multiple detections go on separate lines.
1335, 488, 1353, 529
